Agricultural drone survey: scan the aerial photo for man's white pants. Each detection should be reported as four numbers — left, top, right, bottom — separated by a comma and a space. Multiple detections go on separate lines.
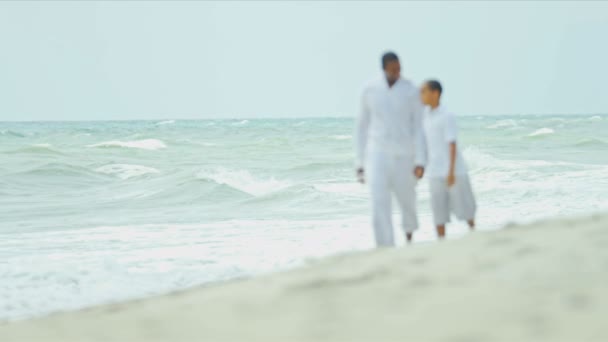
367, 146, 419, 247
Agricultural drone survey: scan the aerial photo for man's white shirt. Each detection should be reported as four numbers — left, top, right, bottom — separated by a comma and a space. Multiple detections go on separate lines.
422, 105, 468, 177
356, 76, 426, 169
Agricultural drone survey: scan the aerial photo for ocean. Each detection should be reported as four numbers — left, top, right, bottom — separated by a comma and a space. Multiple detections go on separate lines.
1, 115, 607, 320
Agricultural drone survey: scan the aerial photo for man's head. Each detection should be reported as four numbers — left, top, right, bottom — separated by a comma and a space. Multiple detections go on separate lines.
420, 79, 443, 107
381, 52, 401, 85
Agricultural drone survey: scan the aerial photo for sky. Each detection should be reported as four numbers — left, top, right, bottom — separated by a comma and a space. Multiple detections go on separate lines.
0, 1, 607, 121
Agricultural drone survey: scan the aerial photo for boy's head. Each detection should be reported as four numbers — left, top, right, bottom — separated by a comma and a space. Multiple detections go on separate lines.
420, 80, 443, 107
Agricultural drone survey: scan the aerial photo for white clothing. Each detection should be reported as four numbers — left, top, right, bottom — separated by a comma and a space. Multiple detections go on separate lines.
356, 76, 426, 247
356, 77, 426, 169
429, 176, 477, 226
367, 145, 419, 246
422, 105, 468, 177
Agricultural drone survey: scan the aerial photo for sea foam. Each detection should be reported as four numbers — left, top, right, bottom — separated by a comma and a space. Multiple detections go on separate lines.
527, 128, 555, 137
588, 115, 602, 122
313, 183, 364, 197
88, 139, 167, 150
486, 119, 518, 129
156, 120, 175, 126
196, 168, 290, 196
232, 120, 249, 126
95, 164, 161, 180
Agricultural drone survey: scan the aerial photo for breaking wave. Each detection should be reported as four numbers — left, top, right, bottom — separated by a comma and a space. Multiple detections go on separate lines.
5, 144, 63, 155
95, 164, 161, 180
573, 138, 608, 147
155, 120, 175, 126
196, 168, 290, 196
527, 128, 555, 137
88, 139, 167, 150
0, 130, 25, 138
486, 119, 518, 129
232, 120, 249, 126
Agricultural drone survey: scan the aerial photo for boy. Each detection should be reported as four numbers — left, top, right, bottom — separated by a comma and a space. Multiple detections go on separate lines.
420, 80, 476, 239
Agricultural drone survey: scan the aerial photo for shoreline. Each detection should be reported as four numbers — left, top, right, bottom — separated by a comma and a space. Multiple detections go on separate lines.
2, 212, 607, 341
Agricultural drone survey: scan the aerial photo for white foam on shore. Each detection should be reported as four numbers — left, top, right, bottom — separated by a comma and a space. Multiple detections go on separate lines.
0, 217, 372, 322
2, 213, 607, 340
88, 139, 167, 150
313, 183, 364, 196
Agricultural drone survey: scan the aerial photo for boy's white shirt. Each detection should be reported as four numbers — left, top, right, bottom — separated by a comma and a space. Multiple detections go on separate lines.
422, 105, 468, 178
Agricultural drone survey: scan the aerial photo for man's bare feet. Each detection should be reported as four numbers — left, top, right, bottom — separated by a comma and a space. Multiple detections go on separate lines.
468, 219, 475, 231
436, 225, 446, 239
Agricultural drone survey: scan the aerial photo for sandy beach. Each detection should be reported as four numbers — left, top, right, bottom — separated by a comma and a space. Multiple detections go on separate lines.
2, 213, 607, 341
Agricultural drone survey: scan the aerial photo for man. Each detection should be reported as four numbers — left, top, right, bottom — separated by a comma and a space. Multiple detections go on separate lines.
356, 52, 426, 247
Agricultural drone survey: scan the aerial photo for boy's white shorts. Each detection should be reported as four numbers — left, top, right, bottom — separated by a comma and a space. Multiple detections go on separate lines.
429, 175, 477, 226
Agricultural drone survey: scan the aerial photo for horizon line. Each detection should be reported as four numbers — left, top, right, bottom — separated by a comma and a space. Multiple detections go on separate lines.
0, 112, 606, 124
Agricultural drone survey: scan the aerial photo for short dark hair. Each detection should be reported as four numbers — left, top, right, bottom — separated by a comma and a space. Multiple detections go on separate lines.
426, 79, 443, 95
381, 52, 399, 69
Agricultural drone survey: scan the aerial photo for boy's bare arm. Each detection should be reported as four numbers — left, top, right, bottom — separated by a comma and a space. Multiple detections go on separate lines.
447, 142, 457, 186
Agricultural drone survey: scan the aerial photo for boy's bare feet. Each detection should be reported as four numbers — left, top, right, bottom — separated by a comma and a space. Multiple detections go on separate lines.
436, 225, 446, 239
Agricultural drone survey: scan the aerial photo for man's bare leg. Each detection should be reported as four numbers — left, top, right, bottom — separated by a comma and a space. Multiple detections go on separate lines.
436, 225, 446, 239
468, 219, 475, 231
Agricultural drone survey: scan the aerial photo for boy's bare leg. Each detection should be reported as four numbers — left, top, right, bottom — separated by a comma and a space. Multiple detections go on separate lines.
436, 225, 446, 239
406, 232, 413, 244
468, 219, 475, 230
